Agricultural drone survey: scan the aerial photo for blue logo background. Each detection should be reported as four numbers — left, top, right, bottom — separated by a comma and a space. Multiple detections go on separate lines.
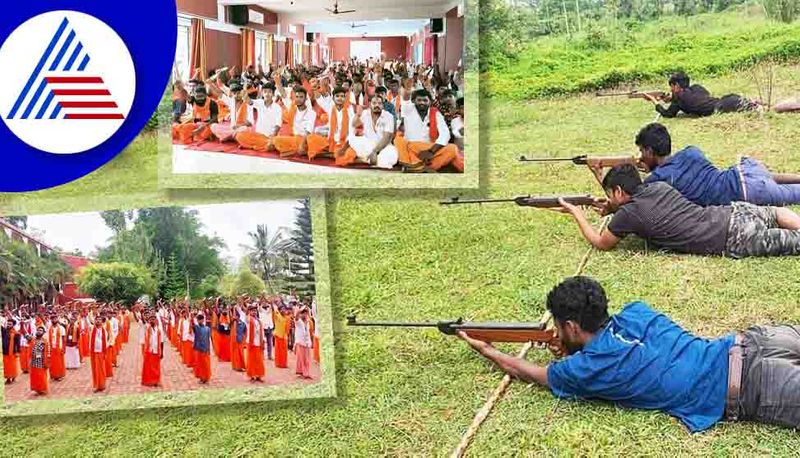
0, 1, 176, 192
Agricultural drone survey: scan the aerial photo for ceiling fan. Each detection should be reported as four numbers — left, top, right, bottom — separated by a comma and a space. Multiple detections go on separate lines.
326, 1, 356, 15
349, 22, 367, 29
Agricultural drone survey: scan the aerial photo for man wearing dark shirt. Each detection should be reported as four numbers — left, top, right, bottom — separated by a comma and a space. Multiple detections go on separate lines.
556, 164, 800, 257
637, 123, 800, 206
458, 276, 800, 432
645, 72, 759, 118
374, 86, 397, 120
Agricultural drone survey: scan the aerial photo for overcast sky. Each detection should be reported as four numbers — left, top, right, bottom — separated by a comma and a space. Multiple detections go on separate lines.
25, 200, 303, 265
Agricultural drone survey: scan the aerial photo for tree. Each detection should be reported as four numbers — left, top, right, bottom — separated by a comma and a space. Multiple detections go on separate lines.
99, 207, 225, 299
243, 224, 292, 291
0, 235, 70, 306
162, 252, 186, 299
197, 274, 221, 298
284, 199, 315, 295
220, 268, 266, 298
100, 210, 131, 234
76, 262, 156, 306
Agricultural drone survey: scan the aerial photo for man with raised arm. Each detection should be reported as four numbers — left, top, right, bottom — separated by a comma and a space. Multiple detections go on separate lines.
459, 276, 800, 432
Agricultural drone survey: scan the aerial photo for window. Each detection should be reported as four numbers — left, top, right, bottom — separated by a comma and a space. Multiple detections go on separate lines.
255, 33, 268, 70
175, 16, 192, 82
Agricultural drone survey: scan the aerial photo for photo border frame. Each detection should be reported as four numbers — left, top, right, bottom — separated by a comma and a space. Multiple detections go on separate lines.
0, 190, 336, 417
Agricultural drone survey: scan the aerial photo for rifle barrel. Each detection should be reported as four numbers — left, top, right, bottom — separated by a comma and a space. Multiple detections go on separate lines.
519, 155, 580, 162
347, 315, 439, 328
441, 196, 523, 205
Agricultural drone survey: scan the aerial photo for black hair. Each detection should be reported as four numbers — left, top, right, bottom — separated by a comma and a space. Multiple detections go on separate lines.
440, 89, 455, 99
332, 86, 347, 97
668, 71, 690, 89
546, 276, 609, 333
635, 123, 671, 156
412, 89, 432, 101
375, 86, 388, 95
602, 164, 643, 195
294, 86, 308, 96
456, 97, 464, 108
263, 83, 276, 92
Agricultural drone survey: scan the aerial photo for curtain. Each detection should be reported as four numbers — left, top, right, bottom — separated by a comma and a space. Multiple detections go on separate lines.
241, 29, 256, 70
424, 36, 434, 66
189, 18, 207, 80
285, 38, 294, 67
267, 35, 274, 66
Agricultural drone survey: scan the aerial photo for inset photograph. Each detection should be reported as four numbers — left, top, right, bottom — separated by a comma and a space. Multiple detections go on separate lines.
1, 198, 334, 415
163, 0, 477, 189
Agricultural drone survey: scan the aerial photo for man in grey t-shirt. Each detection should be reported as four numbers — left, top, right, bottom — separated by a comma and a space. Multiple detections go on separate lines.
554, 164, 800, 258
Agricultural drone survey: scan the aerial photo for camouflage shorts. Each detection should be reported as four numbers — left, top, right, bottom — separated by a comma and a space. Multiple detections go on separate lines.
725, 202, 800, 258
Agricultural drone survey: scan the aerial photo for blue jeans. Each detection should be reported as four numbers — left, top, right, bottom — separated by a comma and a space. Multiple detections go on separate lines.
741, 158, 800, 206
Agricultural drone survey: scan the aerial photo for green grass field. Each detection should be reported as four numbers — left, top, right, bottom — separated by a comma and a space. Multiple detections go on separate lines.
487, 8, 800, 99
0, 62, 798, 455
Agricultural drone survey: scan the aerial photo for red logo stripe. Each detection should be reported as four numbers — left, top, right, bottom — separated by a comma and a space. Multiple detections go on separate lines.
64, 113, 124, 119
60, 101, 118, 108
45, 76, 104, 84
52, 89, 111, 96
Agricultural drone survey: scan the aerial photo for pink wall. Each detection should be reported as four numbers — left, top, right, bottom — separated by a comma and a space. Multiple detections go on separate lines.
327, 37, 409, 62
206, 29, 241, 73
176, 0, 217, 19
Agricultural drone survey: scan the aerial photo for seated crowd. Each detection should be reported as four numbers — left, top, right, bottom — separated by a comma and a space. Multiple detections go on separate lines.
172, 59, 465, 173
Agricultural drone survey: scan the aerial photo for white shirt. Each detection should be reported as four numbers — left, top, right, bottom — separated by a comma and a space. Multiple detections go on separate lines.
92, 327, 106, 353
247, 317, 262, 346
349, 92, 364, 107
145, 325, 162, 354
294, 319, 312, 347
110, 317, 119, 340
451, 116, 464, 139
221, 94, 237, 122
49, 324, 65, 350
259, 307, 274, 330
401, 106, 450, 146
181, 318, 194, 342
329, 106, 355, 141
316, 94, 334, 115
252, 99, 282, 136
290, 106, 316, 136
353, 110, 395, 142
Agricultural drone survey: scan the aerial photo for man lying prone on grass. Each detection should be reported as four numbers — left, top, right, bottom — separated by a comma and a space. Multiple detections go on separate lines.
556, 164, 800, 258
459, 276, 800, 432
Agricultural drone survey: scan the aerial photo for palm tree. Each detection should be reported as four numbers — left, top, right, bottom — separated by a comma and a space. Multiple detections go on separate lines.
242, 225, 294, 292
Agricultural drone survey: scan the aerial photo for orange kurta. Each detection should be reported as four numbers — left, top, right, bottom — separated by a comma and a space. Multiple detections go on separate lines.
394, 135, 459, 172
30, 367, 48, 394
2, 353, 19, 379
90, 327, 107, 391
48, 327, 66, 380
142, 326, 162, 387
246, 317, 265, 379
19, 345, 30, 373
230, 320, 245, 372
193, 350, 211, 382
273, 312, 289, 368
79, 321, 90, 360
217, 317, 231, 362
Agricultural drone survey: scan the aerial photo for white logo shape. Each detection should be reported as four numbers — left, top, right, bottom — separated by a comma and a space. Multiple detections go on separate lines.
0, 11, 136, 155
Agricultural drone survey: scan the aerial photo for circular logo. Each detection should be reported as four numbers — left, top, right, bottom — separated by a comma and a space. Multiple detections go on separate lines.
0, 11, 135, 154
0, 2, 175, 192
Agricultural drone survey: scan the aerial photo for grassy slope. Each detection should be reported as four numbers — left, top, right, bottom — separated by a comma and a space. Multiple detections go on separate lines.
487, 9, 800, 99
1, 67, 799, 455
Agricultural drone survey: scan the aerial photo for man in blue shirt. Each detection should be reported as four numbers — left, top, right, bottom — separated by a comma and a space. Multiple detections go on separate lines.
458, 277, 800, 432
193, 314, 212, 384
636, 123, 800, 206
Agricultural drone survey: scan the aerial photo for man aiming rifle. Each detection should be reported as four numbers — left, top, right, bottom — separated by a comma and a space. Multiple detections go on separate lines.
644, 71, 760, 118
457, 276, 800, 432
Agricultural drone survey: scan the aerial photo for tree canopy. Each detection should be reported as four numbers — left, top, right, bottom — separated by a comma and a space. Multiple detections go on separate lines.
75, 262, 156, 306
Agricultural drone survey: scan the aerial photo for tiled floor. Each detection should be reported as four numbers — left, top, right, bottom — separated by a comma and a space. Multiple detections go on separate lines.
4, 323, 320, 402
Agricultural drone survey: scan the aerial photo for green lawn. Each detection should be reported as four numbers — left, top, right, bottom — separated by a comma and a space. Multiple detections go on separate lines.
487, 9, 800, 99
1, 66, 800, 455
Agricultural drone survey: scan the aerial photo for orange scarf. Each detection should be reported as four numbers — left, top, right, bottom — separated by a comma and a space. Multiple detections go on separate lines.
281, 104, 298, 136
192, 100, 212, 122
235, 100, 249, 125
91, 326, 107, 354
428, 107, 440, 141
48, 325, 63, 350
328, 106, 349, 149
